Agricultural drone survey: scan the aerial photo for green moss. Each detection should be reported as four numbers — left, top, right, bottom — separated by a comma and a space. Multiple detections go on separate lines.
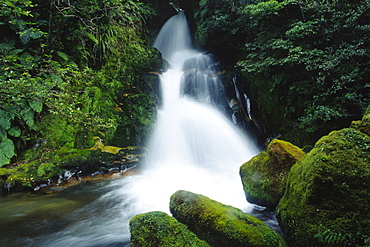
2, 146, 96, 190
351, 105, 370, 136
277, 128, 370, 246
4, 162, 39, 187
240, 139, 305, 208
37, 115, 79, 149
55, 147, 91, 164
170, 190, 287, 247
129, 211, 210, 247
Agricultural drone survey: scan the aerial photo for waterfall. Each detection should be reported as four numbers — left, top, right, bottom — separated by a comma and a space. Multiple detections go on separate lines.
148, 11, 257, 167
140, 11, 258, 207
153, 11, 192, 65
31, 11, 259, 247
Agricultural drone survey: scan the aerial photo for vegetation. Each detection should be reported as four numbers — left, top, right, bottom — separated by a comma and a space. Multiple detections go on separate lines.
194, 0, 370, 146
1, 0, 370, 246
2, 0, 368, 187
0, 0, 163, 189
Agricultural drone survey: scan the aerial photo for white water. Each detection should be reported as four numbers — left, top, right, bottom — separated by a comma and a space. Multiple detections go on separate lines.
30, 11, 259, 247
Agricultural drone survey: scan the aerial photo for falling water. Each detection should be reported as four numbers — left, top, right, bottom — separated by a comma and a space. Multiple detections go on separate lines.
143, 10, 258, 211
7, 11, 260, 247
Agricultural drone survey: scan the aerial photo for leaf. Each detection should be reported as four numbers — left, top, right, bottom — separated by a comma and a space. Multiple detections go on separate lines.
28, 99, 43, 113
29, 30, 43, 39
0, 152, 11, 167
85, 32, 99, 44
0, 127, 7, 141
0, 138, 15, 159
56, 51, 69, 61
19, 29, 31, 45
0, 110, 13, 130
50, 74, 63, 84
21, 108, 37, 130
0, 41, 15, 54
8, 49, 24, 55
8, 126, 21, 137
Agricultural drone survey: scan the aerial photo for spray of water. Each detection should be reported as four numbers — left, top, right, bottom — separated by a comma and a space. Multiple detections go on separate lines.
33, 11, 259, 247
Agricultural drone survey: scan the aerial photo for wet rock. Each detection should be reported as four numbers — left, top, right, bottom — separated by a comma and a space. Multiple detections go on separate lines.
129, 211, 210, 247
240, 139, 305, 209
277, 128, 370, 246
170, 190, 287, 247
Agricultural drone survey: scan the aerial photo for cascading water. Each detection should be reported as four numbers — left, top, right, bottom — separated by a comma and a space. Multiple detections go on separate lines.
140, 10, 259, 212
10, 11, 260, 247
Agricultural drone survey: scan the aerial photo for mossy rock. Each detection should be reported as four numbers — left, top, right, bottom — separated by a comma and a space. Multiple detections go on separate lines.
170, 190, 287, 247
2, 147, 119, 192
350, 105, 370, 136
277, 128, 370, 246
129, 211, 210, 247
240, 139, 305, 209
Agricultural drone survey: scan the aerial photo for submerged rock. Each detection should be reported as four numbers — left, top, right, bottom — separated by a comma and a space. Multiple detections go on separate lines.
240, 139, 305, 208
170, 190, 287, 247
129, 211, 210, 247
277, 128, 370, 246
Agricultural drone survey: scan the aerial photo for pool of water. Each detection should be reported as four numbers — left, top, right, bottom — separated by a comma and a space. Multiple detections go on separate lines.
0, 179, 130, 247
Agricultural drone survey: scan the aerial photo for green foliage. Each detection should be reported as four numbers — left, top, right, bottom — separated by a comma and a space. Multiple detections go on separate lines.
238, 0, 370, 140
0, 0, 159, 169
0, 138, 15, 166
195, 0, 370, 145
314, 228, 351, 246
49, 0, 154, 67
0, 98, 42, 166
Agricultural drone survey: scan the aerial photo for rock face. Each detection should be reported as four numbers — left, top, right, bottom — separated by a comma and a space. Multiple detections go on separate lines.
240, 139, 305, 208
129, 211, 210, 247
170, 190, 287, 247
277, 128, 370, 246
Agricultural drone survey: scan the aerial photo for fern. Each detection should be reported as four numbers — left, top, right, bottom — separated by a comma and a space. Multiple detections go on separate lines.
315, 229, 350, 245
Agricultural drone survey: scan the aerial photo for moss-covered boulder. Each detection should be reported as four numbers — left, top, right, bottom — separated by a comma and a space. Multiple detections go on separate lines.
277, 128, 370, 246
129, 211, 210, 247
351, 105, 370, 136
240, 139, 305, 209
170, 190, 287, 247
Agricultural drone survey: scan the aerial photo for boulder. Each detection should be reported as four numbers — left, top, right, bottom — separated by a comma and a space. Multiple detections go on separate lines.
129, 211, 210, 247
170, 190, 287, 247
240, 139, 305, 208
277, 128, 370, 246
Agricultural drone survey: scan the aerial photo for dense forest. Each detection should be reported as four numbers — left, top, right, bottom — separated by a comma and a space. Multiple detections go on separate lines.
1, 0, 369, 189
192, 0, 370, 146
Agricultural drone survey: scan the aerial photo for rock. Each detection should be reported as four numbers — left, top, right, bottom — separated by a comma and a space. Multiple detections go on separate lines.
351, 105, 370, 136
240, 139, 305, 208
277, 128, 370, 246
129, 211, 210, 247
170, 190, 287, 247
